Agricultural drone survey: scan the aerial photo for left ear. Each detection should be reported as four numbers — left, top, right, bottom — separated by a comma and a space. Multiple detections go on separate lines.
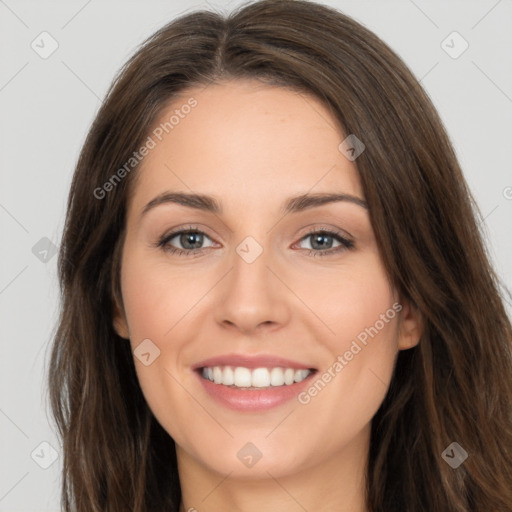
113, 301, 130, 340
397, 297, 423, 350
111, 287, 130, 340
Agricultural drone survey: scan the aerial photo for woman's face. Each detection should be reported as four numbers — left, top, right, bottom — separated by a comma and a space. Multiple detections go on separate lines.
114, 79, 421, 480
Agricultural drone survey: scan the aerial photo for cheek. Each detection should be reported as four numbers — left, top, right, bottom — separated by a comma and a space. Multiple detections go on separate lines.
121, 250, 205, 341
295, 320, 399, 460
342, 268, 400, 383
295, 251, 398, 352
119, 248, 213, 435
294, 254, 400, 423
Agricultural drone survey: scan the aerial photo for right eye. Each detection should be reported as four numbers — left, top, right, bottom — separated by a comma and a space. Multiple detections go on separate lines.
157, 226, 216, 256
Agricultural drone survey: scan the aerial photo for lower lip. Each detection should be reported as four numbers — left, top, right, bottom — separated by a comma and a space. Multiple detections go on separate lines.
196, 371, 316, 411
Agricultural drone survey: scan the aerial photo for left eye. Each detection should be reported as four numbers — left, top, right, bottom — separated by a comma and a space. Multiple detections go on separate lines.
293, 230, 354, 257
157, 229, 215, 255
157, 227, 354, 257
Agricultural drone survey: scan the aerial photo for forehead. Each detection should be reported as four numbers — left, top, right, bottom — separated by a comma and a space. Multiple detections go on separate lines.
127, 79, 363, 218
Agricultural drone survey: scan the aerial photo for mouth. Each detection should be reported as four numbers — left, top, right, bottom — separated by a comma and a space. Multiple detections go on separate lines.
192, 354, 318, 411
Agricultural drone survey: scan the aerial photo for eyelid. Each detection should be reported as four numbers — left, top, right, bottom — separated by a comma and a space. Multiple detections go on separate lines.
295, 223, 353, 241
158, 223, 353, 243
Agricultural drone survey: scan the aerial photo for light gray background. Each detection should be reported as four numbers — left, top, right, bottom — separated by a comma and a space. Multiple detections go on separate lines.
1, 0, 511, 510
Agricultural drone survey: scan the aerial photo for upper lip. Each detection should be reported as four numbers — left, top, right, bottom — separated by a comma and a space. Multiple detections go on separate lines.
192, 353, 317, 371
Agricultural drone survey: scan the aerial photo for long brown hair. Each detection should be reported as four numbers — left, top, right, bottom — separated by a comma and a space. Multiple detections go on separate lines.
47, 1, 512, 510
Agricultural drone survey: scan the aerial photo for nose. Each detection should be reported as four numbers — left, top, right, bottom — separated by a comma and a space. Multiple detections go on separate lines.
214, 239, 290, 336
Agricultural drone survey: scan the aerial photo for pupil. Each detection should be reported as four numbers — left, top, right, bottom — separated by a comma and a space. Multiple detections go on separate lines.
182, 233, 202, 249
312, 234, 332, 250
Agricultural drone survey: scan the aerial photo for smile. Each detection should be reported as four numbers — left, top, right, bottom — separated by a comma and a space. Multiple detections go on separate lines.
201, 366, 313, 388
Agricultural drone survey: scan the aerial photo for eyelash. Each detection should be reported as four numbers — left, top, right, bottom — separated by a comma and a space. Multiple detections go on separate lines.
156, 224, 355, 258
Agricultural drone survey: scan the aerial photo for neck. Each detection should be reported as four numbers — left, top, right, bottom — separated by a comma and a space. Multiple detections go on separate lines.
177, 424, 370, 512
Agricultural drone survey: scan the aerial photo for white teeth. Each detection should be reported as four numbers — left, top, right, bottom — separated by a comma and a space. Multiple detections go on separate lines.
294, 369, 310, 383
201, 365, 312, 388
213, 366, 223, 384
223, 366, 234, 386
251, 368, 270, 388
234, 367, 252, 387
284, 368, 295, 385
270, 367, 285, 386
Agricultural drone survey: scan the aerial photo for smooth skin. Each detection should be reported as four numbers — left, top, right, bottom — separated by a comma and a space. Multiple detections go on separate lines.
113, 79, 422, 512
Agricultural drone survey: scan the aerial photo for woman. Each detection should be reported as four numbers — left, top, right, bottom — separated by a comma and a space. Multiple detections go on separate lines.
47, 0, 512, 510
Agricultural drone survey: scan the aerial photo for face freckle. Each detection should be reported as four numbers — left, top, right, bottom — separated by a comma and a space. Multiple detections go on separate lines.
113, 78, 421, 487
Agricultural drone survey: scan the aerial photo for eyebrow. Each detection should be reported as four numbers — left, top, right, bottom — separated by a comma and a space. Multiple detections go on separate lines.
141, 191, 368, 219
